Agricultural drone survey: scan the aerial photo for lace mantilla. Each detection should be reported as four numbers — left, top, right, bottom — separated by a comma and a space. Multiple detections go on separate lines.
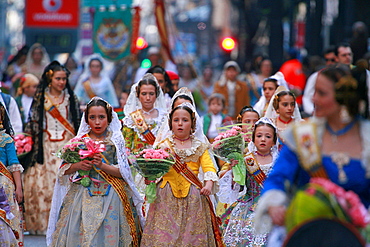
169, 136, 209, 163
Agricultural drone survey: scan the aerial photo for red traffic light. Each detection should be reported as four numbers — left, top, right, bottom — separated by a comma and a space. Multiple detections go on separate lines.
136, 37, 148, 50
221, 37, 236, 51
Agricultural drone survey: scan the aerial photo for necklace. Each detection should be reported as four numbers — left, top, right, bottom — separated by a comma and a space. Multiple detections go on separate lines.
255, 151, 271, 157
278, 116, 293, 125
173, 135, 191, 145
90, 130, 107, 141
326, 119, 356, 143
142, 108, 155, 115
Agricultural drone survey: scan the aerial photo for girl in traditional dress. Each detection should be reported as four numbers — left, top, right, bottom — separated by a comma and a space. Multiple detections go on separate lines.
264, 86, 302, 147
141, 102, 222, 246
23, 61, 80, 235
47, 97, 143, 246
74, 53, 119, 107
218, 117, 278, 246
0, 102, 24, 245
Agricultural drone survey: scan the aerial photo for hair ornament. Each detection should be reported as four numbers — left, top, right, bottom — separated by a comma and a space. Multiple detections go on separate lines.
46, 69, 53, 80
335, 75, 358, 90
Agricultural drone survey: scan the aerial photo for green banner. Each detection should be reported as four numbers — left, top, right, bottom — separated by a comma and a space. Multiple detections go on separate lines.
83, 0, 132, 8
93, 9, 132, 61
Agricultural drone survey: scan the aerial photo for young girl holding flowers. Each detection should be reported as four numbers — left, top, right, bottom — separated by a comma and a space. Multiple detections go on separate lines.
141, 102, 222, 246
217, 117, 279, 246
47, 97, 143, 246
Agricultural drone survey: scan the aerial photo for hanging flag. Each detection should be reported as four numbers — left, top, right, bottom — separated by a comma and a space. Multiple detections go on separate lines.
130, 6, 141, 55
154, 0, 175, 63
93, 9, 132, 61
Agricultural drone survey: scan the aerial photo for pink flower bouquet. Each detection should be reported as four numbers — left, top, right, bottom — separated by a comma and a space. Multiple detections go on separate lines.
132, 148, 175, 203
14, 133, 33, 158
212, 125, 246, 185
57, 137, 106, 187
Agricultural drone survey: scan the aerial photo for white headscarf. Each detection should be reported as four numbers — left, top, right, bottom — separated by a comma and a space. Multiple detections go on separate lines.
123, 73, 167, 116
247, 117, 279, 159
254, 71, 290, 117
76, 53, 112, 86
264, 85, 302, 121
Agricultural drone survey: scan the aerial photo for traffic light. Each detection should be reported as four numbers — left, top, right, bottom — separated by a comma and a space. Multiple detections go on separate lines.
136, 37, 148, 50
221, 37, 236, 52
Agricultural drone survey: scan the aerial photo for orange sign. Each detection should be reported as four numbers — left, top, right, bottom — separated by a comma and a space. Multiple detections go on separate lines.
25, 0, 79, 28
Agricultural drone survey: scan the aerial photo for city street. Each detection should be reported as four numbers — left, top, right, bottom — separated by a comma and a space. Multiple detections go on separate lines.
24, 235, 47, 247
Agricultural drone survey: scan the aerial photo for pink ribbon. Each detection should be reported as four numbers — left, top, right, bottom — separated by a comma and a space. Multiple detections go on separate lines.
79, 139, 106, 159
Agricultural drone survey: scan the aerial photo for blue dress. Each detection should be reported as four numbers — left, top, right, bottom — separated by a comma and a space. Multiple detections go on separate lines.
263, 145, 370, 207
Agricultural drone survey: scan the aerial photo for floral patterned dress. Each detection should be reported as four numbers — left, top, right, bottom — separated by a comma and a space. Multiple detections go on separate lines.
51, 135, 142, 246
219, 153, 274, 247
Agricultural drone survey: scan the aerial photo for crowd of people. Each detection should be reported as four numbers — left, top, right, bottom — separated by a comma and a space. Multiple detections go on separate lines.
0, 40, 369, 246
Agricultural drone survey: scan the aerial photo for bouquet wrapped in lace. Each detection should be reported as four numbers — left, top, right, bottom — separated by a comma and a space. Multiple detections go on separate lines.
56, 137, 106, 187
132, 148, 175, 203
14, 133, 33, 158
286, 177, 370, 238
212, 125, 246, 185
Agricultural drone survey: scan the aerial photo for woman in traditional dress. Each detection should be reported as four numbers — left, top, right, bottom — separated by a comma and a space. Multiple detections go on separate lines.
217, 117, 278, 246
23, 61, 80, 235
0, 102, 24, 246
121, 73, 167, 153
74, 53, 119, 107
47, 97, 143, 246
255, 65, 370, 246
141, 102, 222, 246
24, 43, 50, 80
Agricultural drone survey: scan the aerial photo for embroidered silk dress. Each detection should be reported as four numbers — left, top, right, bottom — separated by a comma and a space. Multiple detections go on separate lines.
50, 134, 142, 246
218, 152, 275, 247
141, 136, 219, 246
0, 131, 24, 246
23, 89, 76, 234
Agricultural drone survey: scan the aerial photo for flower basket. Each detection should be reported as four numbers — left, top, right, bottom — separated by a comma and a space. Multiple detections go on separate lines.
14, 133, 33, 159
212, 125, 246, 186
56, 137, 106, 187
132, 149, 175, 203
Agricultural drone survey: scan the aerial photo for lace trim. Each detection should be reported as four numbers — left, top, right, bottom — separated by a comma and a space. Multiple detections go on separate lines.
58, 163, 73, 185
7, 164, 24, 173
217, 170, 244, 204
122, 108, 165, 142
254, 189, 287, 234
170, 136, 209, 163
